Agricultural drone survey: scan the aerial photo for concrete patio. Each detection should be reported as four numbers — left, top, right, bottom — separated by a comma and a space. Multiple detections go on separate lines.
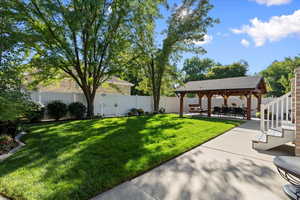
92, 120, 293, 200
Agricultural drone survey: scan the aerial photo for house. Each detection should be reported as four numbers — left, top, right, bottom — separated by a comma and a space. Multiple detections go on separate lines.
37, 76, 134, 95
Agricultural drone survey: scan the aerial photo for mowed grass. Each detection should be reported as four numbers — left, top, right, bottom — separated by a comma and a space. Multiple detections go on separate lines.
0, 114, 243, 200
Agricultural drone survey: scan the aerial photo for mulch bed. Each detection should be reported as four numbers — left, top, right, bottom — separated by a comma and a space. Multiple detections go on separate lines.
0, 136, 18, 155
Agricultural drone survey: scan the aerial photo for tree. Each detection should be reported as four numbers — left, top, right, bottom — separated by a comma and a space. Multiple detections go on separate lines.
261, 57, 300, 97
182, 57, 215, 82
4, 0, 161, 117
134, 0, 218, 112
0, 2, 31, 122
206, 60, 248, 79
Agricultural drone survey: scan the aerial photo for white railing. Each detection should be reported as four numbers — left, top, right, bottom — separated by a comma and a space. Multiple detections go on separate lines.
260, 92, 293, 133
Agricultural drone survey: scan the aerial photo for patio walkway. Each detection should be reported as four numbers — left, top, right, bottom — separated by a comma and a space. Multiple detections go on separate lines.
92, 120, 293, 200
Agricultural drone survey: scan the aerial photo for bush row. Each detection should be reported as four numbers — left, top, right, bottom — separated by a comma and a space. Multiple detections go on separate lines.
25, 101, 87, 122
127, 107, 165, 116
46, 101, 86, 121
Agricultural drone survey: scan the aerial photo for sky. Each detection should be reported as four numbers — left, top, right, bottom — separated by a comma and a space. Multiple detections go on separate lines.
156, 0, 300, 75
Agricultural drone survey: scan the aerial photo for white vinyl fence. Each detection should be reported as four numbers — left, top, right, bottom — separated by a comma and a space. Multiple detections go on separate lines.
30, 91, 274, 118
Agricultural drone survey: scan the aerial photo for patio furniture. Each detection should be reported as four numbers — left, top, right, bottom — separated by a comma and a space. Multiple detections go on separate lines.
274, 156, 300, 200
213, 106, 221, 115
188, 104, 205, 113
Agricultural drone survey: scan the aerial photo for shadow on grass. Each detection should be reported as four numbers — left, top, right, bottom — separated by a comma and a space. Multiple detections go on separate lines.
0, 114, 241, 200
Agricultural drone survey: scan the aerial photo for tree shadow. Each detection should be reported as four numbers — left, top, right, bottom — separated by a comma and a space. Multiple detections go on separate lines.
131, 152, 286, 200
0, 114, 206, 200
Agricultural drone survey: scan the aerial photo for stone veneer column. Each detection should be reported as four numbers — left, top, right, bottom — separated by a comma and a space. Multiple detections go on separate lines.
291, 78, 295, 123
295, 68, 300, 156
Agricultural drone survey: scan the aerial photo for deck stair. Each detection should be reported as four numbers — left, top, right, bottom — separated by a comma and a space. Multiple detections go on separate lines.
252, 92, 296, 150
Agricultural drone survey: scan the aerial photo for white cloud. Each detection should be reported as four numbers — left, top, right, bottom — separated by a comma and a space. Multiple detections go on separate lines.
251, 0, 292, 6
241, 39, 250, 47
231, 10, 300, 46
192, 35, 213, 45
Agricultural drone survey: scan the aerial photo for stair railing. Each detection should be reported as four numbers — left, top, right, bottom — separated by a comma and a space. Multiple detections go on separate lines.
260, 92, 293, 133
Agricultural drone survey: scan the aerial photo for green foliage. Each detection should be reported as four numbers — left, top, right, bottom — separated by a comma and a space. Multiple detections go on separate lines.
3, 0, 163, 117
132, 0, 218, 111
0, 121, 18, 137
68, 102, 86, 120
0, 114, 242, 200
24, 102, 45, 123
260, 56, 300, 97
46, 101, 68, 121
137, 108, 144, 116
182, 57, 215, 82
206, 60, 248, 79
159, 107, 166, 114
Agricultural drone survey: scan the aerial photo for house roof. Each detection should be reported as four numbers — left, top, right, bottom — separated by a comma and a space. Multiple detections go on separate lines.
175, 76, 266, 93
107, 76, 134, 86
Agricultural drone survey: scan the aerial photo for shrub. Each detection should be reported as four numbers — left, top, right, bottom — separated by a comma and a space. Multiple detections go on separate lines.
0, 121, 19, 137
128, 108, 138, 116
159, 107, 166, 114
68, 102, 86, 119
127, 111, 133, 116
25, 102, 45, 122
46, 101, 68, 121
137, 108, 144, 116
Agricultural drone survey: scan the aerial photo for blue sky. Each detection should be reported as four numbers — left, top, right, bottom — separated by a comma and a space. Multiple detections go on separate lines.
156, 0, 300, 74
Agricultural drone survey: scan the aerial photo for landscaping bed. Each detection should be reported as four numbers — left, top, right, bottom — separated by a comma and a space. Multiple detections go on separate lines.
0, 135, 18, 155
0, 114, 243, 200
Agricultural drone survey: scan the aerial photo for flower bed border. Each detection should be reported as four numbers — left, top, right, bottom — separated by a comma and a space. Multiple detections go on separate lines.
0, 132, 26, 162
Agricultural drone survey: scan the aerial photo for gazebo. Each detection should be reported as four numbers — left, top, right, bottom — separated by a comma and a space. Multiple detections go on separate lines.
175, 76, 267, 120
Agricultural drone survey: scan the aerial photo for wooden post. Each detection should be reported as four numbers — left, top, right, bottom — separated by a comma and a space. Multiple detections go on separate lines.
197, 93, 203, 108
223, 95, 228, 106
256, 94, 262, 113
207, 94, 212, 117
246, 94, 252, 120
179, 92, 186, 117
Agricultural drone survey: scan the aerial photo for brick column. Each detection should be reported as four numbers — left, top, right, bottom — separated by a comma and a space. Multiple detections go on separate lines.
291, 78, 295, 123
295, 69, 300, 156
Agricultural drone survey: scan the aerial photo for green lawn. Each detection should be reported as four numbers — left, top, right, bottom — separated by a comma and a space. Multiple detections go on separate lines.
0, 114, 242, 200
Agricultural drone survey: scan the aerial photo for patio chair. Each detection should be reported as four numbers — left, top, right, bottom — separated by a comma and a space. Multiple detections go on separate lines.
274, 156, 300, 200
213, 107, 221, 115
188, 104, 203, 113
221, 106, 230, 116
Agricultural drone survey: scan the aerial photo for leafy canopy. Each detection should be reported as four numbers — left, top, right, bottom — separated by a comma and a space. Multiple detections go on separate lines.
260, 56, 300, 97
3, 0, 162, 116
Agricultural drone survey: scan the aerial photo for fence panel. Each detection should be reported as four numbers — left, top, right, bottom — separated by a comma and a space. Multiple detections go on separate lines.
30, 91, 274, 118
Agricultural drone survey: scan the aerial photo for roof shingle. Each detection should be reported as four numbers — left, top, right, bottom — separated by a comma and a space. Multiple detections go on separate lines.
175, 76, 264, 92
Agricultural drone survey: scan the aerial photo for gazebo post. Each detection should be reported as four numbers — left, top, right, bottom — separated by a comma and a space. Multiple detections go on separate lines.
207, 94, 212, 117
197, 93, 203, 108
223, 95, 229, 106
255, 94, 262, 113
246, 93, 252, 120
179, 92, 186, 117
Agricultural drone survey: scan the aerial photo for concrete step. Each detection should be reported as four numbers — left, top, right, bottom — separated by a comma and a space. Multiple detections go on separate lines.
252, 129, 295, 151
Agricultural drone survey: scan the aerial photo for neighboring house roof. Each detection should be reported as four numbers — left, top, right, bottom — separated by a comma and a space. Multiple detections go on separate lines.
175, 76, 265, 92
107, 76, 134, 86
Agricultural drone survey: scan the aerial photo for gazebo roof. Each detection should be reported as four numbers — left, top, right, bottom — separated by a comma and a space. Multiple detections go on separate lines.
175, 76, 266, 94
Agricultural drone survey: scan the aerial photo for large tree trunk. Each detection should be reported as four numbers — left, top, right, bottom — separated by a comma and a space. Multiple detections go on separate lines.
86, 96, 95, 118
82, 88, 95, 119
153, 93, 160, 112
